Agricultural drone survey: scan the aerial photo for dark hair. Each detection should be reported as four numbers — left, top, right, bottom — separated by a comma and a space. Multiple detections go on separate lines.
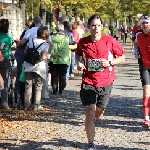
37, 26, 49, 39
29, 22, 35, 29
25, 21, 32, 28
0, 19, 9, 33
88, 14, 103, 25
72, 22, 78, 29
63, 21, 70, 30
33, 16, 42, 24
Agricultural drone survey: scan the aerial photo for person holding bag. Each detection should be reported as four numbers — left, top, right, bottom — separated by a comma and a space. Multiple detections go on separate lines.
49, 24, 70, 94
24, 26, 50, 111
0, 19, 13, 109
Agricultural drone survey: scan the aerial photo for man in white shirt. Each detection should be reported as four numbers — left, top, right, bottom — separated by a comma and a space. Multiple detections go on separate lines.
17, 16, 43, 47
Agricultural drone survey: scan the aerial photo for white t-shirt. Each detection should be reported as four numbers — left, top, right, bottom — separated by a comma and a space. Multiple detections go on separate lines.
24, 38, 49, 79
23, 27, 39, 41
76, 28, 84, 39
28, 38, 48, 54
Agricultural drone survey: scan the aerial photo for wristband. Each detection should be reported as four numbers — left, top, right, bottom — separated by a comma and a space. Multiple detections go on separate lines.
134, 49, 139, 55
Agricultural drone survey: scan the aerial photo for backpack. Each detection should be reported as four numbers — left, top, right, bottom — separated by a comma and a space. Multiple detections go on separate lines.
24, 39, 45, 66
64, 30, 74, 45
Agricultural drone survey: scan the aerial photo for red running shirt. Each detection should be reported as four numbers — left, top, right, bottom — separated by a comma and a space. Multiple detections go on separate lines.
137, 32, 150, 68
133, 25, 141, 37
76, 35, 125, 87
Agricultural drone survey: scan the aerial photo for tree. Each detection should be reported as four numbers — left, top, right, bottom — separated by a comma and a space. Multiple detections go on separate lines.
15, 0, 150, 22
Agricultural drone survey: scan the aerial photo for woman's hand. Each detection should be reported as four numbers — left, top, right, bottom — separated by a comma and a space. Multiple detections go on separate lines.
47, 53, 51, 59
53, 55, 59, 59
41, 51, 48, 60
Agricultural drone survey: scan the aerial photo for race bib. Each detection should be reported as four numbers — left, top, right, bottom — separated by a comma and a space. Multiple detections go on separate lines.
88, 58, 104, 71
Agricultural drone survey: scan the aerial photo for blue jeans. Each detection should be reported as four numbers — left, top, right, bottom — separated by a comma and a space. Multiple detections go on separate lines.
66, 51, 75, 81
15, 53, 24, 93
66, 65, 70, 81
70, 51, 75, 71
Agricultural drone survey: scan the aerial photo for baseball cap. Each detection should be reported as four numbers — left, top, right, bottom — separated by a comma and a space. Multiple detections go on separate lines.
33, 16, 42, 24
140, 15, 150, 23
56, 24, 64, 31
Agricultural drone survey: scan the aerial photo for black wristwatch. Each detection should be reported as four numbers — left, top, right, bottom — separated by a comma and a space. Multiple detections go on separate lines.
109, 61, 113, 66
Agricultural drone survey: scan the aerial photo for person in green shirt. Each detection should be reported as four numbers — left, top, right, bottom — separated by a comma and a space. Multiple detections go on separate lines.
49, 24, 70, 94
101, 24, 110, 35
113, 25, 119, 40
0, 19, 13, 109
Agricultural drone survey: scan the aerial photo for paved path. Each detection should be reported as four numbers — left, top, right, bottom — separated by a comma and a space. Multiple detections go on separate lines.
0, 43, 150, 150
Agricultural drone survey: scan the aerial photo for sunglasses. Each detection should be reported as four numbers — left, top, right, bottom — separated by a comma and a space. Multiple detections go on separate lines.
142, 22, 149, 24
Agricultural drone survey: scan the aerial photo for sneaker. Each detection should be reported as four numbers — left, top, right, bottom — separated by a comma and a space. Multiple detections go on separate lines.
48, 81, 51, 85
70, 74, 75, 78
88, 143, 95, 150
33, 105, 43, 111
0, 105, 10, 110
142, 120, 150, 128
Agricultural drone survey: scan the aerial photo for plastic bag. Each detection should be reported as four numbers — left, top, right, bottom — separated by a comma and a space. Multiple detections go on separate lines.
0, 74, 4, 90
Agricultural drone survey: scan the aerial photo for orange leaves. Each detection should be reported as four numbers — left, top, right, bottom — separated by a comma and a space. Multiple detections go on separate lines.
0, 108, 59, 145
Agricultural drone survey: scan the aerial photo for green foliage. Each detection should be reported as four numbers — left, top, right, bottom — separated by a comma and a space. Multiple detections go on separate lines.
17, 0, 150, 21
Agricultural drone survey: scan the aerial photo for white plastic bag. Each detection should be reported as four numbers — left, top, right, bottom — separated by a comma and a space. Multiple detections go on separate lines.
0, 74, 4, 90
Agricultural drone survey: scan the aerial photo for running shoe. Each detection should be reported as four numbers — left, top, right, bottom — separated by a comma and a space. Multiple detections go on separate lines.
70, 73, 75, 78
33, 105, 43, 111
88, 143, 95, 150
142, 120, 150, 128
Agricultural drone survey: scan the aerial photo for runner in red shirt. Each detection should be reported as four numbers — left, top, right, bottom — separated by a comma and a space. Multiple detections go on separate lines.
135, 14, 150, 128
76, 14, 125, 149
132, 20, 141, 42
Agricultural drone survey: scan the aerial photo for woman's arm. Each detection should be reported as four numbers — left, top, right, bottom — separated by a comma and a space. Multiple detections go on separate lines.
0, 42, 5, 61
41, 51, 49, 60
24, 46, 28, 55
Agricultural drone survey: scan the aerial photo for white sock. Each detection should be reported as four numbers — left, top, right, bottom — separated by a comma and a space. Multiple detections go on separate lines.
145, 116, 149, 121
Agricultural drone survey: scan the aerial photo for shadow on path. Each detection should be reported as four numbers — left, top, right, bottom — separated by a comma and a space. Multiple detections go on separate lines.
0, 138, 145, 150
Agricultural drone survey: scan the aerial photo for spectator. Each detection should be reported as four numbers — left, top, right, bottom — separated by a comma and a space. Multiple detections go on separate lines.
0, 19, 13, 109
76, 21, 84, 39
64, 21, 76, 81
49, 24, 70, 94
113, 25, 119, 40
129, 26, 134, 49
24, 26, 50, 111
17, 16, 43, 48
14, 21, 32, 103
101, 24, 110, 35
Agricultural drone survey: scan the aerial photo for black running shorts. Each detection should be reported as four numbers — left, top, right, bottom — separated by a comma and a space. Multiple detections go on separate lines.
80, 82, 113, 109
140, 66, 150, 86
